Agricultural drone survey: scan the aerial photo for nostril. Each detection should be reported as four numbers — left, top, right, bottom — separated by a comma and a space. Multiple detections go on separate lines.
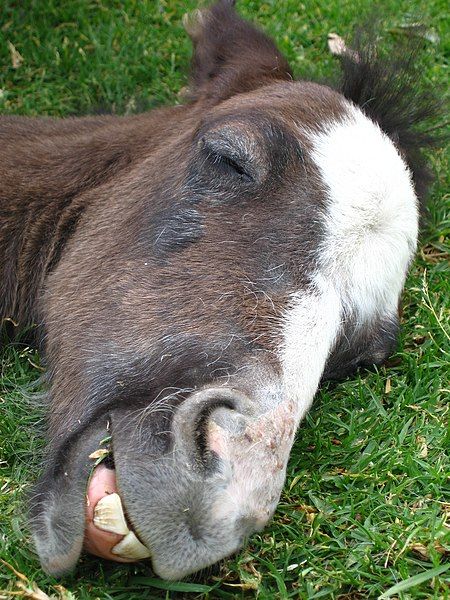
193, 402, 227, 467
172, 388, 253, 466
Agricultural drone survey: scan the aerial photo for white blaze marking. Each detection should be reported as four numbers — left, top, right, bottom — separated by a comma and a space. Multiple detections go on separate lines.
311, 105, 419, 320
280, 278, 341, 422
281, 102, 419, 410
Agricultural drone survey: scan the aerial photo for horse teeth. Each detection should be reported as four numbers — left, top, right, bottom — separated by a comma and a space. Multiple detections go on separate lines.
93, 493, 130, 535
111, 531, 151, 559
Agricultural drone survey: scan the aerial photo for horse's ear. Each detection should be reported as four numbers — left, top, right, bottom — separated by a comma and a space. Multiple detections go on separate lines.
184, 0, 292, 104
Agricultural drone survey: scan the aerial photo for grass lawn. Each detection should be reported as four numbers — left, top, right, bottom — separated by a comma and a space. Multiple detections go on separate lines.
0, 0, 449, 598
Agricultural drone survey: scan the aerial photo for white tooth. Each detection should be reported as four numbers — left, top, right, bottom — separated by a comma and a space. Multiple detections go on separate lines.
111, 531, 151, 559
93, 493, 130, 535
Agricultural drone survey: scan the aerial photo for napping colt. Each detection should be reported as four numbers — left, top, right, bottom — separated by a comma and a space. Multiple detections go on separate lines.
0, 0, 439, 580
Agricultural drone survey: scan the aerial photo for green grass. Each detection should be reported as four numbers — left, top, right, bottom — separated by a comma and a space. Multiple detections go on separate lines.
1, 0, 449, 598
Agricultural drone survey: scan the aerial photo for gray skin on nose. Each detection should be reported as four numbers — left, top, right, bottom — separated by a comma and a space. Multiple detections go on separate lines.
111, 387, 295, 580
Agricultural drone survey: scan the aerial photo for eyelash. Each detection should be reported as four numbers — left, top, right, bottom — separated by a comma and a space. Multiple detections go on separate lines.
212, 153, 253, 182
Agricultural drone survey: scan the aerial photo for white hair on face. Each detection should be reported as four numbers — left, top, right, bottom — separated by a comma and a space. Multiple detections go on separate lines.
280, 277, 341, 420
280, 102, 419, 409
310, 103, 419, 320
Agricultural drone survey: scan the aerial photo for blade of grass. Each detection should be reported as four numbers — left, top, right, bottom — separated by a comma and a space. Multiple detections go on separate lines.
378, 564, 450, 599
